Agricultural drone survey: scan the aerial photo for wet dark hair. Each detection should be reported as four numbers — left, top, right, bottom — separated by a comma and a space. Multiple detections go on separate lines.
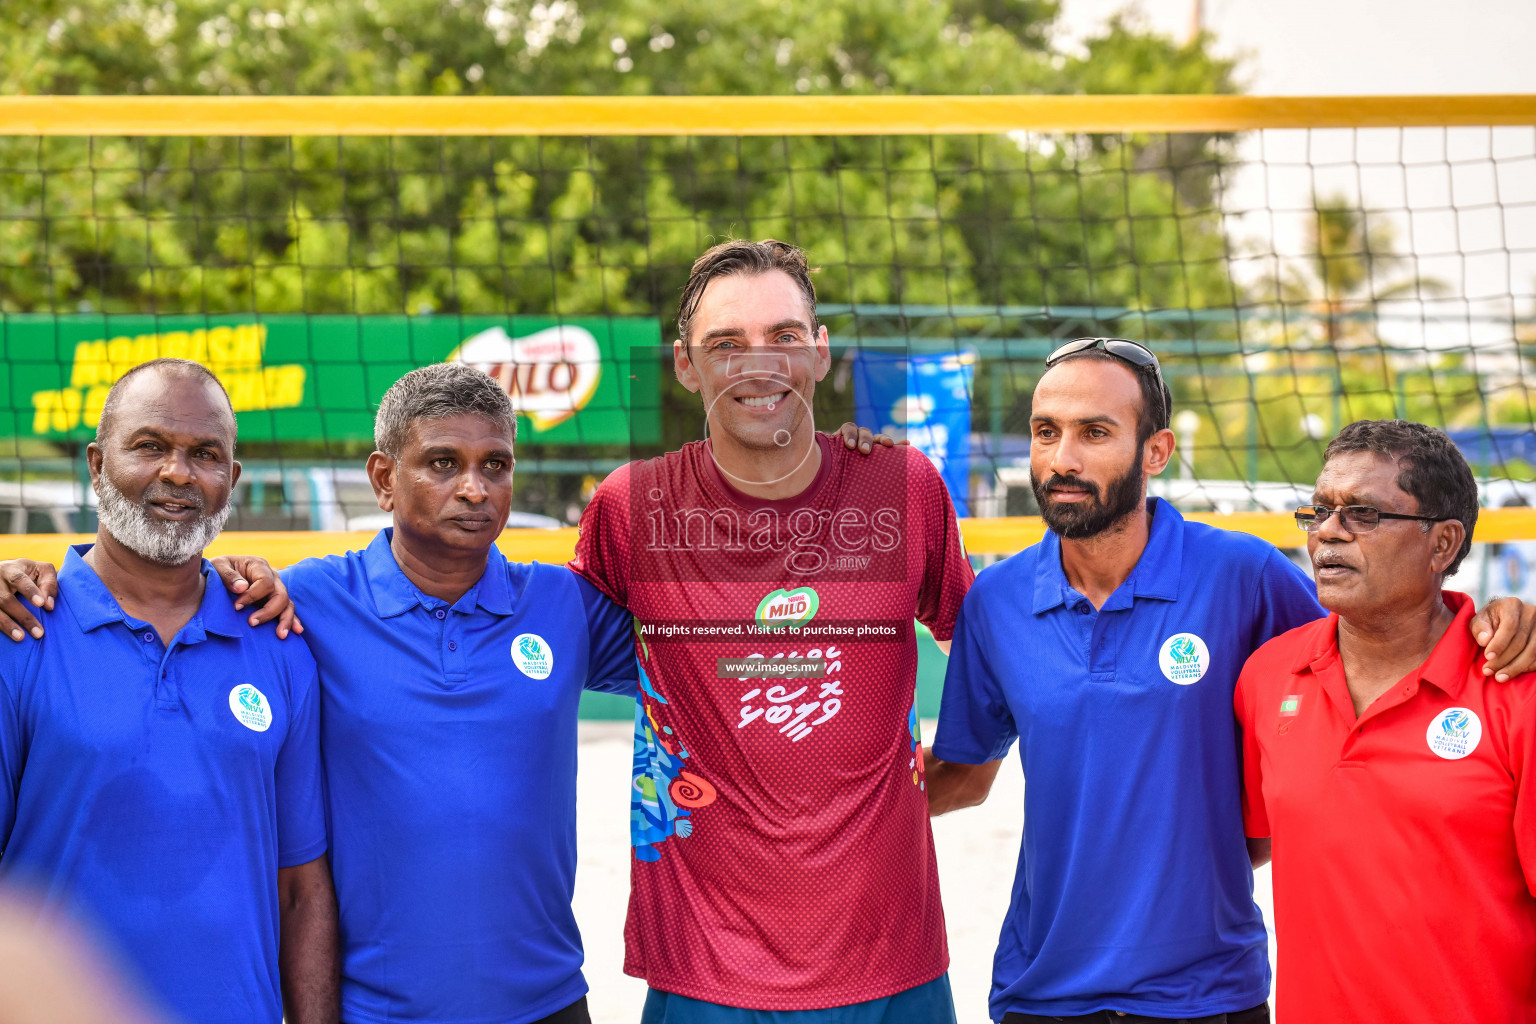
676, 239, 818, 346
1323, 419, 1478, 575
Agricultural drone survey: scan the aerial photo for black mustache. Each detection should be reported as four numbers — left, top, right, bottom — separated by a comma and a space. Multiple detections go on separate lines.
1040, 474, 1101, 500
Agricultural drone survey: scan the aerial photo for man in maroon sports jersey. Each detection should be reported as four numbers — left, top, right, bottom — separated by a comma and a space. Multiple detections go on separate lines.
568, 240, 971, 1024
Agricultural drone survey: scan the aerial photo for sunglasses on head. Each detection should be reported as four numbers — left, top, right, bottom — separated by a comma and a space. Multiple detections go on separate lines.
1044, 337, 1171, 431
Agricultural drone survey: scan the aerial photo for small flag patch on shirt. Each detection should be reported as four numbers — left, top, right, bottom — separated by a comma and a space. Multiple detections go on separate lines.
1280, 695, 1302, 716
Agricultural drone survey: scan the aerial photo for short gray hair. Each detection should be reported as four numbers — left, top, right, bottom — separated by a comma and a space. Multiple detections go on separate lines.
374, 362, 518, 457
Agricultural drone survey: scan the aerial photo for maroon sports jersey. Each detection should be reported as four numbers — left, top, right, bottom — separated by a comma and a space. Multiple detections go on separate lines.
570, 433, 973, 1009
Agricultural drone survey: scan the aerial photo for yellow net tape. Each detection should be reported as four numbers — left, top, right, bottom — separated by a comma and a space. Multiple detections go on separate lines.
1, 94, 1532, 136
6, 508, 1536, 567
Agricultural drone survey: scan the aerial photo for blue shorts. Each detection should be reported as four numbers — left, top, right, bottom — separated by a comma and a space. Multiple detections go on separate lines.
639, 975, 957, 1024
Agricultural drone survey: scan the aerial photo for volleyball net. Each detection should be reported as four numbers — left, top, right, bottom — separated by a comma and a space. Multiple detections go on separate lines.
2, 95, 1535, 564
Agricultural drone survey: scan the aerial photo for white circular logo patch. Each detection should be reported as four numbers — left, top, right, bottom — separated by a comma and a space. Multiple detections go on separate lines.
228, 684, 273, 732
1426, 707, 1482, 760
1159, 633, 1210, 685
512, 633, 553, 680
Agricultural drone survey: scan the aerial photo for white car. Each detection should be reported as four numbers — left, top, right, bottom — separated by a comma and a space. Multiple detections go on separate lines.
0, 480, 94, 534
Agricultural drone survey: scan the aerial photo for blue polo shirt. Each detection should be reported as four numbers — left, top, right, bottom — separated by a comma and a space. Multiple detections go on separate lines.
933, 498, 1323, 1021
0, 545, 326, 1024
283, 529, 637, 1024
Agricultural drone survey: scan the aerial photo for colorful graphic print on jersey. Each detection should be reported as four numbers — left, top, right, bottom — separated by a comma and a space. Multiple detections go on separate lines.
631, 632, 719, 861
907, 699, 925, 789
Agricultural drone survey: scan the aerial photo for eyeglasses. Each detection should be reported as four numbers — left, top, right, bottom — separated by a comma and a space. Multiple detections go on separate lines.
1294, 504, 1451, 533
1044, 337, 1171, 430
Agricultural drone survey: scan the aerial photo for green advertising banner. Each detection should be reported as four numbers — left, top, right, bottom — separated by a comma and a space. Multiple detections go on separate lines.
3, 314, 662, 445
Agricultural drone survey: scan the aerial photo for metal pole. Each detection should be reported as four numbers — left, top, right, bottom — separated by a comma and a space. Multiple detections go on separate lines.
1247, 401, 1260, 500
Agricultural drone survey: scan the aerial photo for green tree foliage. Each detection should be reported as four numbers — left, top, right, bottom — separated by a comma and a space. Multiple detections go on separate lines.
0, 0, 1239, 320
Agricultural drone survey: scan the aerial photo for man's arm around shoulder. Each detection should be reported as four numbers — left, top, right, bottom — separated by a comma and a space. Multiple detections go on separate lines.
573, 571, 639, 697
0, 556, 302, 640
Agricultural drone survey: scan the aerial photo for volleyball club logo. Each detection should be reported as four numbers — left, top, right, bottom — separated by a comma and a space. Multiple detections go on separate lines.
754, 586, 819, 631
1426, 707, 1482, 760
512, 633, 554, 679
1159, 632, 1210, 684
228, 684, 273, 732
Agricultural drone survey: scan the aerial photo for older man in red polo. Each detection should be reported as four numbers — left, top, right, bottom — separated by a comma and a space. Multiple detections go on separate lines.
1236, 419, 1536, 1024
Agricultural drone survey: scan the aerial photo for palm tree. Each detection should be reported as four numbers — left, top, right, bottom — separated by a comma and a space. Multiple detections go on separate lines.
1267, 192, 1447, 349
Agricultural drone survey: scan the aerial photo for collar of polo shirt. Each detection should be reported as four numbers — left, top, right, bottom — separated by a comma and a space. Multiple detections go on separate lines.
60, 544, 246, 640
1031, 497, 1184, 615
1289, 591, 1480, 699
361, 527, 518, 618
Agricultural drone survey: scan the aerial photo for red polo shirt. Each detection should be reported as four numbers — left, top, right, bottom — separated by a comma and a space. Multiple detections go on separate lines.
1236, 590, 1536, 1024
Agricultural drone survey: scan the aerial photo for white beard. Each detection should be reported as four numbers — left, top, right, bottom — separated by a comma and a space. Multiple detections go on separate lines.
94, 471, 232, 566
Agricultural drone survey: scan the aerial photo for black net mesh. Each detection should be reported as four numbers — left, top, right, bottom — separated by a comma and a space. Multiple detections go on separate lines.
2, 125, 1533, 533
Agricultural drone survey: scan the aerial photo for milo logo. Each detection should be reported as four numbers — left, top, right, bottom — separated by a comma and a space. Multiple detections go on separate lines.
450, 324, 601, 432
755, 586, 819, 631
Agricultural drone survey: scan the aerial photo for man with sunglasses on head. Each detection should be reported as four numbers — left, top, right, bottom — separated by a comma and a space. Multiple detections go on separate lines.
1236, 420, 1536, 1024
922, 340, 1536, 1024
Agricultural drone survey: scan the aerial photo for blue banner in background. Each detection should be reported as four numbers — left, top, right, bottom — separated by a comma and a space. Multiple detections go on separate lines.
851, 350, 975, 515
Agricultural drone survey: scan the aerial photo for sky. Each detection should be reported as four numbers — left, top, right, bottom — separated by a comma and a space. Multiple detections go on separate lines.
1055, 0, 1536, 95
1054, 0, 1536, 351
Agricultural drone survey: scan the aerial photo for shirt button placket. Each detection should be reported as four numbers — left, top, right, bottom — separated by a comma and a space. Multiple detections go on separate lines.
140, 630, 159, 699
1073, 602, 1095, 664
448, 631, 464, 677
149, 637, 178, 709
1091, 618, 1111, 677
431, 607, 465, 684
